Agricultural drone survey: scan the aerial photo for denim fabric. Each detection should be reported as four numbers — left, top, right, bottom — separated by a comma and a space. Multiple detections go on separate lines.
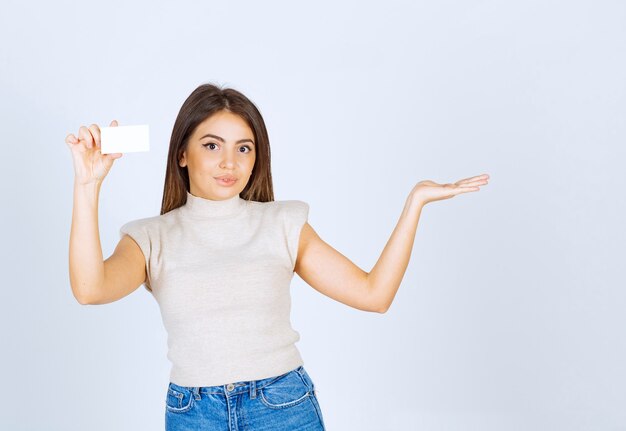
165, 365, 326, 430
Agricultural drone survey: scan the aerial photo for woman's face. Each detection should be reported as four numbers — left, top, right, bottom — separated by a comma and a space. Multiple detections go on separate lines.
179, 110, 256, 200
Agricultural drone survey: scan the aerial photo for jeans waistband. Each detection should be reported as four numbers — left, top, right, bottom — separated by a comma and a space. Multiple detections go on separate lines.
182, 365, 305, 400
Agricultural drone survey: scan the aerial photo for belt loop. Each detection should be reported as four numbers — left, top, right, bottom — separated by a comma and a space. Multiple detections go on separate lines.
192, 387, 201, 400
250, 379, 257, 399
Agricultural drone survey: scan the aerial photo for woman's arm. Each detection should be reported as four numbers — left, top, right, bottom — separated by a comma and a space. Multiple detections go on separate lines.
69, 180, 147, 305
293, 200, 423, 314
66, 122, 123, 303
368, 174, 490, 312
366, 197, 423, 313
294, 222, 376, 312
69, 180, 106, 303
294, 173, 489, 313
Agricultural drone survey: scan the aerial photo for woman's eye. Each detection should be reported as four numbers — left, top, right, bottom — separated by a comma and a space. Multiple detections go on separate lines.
202, 143, 252, 153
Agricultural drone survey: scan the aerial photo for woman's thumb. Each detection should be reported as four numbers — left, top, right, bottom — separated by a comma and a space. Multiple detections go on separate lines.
110, 119, 119, 127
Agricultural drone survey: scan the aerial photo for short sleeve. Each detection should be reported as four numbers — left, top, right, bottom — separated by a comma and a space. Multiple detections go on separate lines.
119, 219, 153, 292
282, 200, 309, 271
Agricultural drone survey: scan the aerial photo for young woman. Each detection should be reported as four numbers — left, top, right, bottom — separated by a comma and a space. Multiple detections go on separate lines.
66, 83, 489, 430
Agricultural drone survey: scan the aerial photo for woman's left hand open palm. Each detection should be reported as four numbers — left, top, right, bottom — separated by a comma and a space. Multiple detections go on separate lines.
410, 173, 490, 206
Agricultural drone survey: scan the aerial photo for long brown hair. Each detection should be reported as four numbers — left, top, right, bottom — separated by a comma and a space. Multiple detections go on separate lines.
160, 83, 274, 215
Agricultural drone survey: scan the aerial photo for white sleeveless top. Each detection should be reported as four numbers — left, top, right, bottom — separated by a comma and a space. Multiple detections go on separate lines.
119, 191, 309, 387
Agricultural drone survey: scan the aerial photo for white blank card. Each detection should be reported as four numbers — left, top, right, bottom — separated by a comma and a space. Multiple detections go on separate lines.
100, 124, 150, 154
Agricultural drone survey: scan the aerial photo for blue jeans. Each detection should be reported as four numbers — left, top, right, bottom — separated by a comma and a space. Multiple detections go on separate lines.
165, 365, 326, 430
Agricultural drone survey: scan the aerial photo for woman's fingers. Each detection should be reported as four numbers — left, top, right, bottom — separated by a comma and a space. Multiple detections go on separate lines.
412, 174, 490, 205
68, 121, 117, 151
457, 174, 489, 184
456, 175, 489, 187
421, 175, 489, 190
457, 173, 490, 184
77, 126, 94, 149
88, 124, 101, 149
459, 179, 488, 188
65, 133, 78, 146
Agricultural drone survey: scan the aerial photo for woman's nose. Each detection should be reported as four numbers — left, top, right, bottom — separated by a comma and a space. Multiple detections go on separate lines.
220, 150, 236, 167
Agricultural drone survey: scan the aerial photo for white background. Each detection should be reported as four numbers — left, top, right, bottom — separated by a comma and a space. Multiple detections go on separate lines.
1, 0, 625, 429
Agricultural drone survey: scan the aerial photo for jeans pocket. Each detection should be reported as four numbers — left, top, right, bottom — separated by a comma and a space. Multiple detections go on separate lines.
297, 367, 317, 393
165, 382, 194, 413
258, 369, 311, 409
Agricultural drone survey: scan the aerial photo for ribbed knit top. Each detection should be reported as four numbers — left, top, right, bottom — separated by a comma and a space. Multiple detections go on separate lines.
119, 191, 310, 387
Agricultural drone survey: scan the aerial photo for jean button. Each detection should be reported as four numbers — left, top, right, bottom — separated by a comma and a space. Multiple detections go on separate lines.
226, 383, 235, 391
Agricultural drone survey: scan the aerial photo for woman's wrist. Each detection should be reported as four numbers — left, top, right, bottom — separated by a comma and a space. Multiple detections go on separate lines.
73, 179, 103, 202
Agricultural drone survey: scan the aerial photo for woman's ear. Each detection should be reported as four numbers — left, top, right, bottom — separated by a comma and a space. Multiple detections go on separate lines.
179, 151, 187, 168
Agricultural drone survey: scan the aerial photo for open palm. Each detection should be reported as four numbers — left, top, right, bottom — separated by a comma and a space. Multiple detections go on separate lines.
411, 173, 490, 206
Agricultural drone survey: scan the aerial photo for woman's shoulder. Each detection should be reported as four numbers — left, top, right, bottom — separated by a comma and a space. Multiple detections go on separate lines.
119, 210, 177, 234
248, 199, 309, 215
247, 200, 309, 232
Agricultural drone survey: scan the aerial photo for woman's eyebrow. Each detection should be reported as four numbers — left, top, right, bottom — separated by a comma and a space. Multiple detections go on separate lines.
200, 133, 255, 146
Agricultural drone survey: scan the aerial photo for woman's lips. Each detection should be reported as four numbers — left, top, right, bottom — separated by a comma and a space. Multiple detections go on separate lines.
215, 177, 237, 186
